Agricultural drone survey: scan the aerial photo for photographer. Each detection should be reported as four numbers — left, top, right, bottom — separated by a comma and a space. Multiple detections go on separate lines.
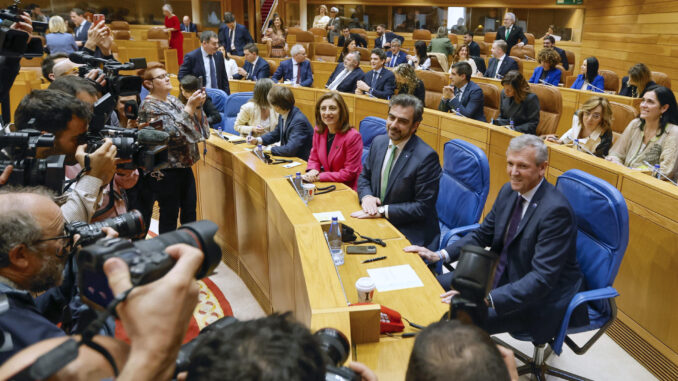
14, 89, 118, 223
0, 12, 33, 124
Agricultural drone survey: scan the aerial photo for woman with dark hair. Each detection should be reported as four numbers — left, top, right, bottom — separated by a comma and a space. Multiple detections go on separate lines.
234, 78, 278, 137
619, 63, 656, 98
179, 75, 222, 128
408, 41, 431, 70
528, 48, 562, 86
338, 37, 358, 62
262, 14, 287, 58
571, 57, 605, 92
302, 92, 363, 189
450, 43, 478, 76
493, 70, 540, 134
393, 63, 426, 105
607, 85, 678, 178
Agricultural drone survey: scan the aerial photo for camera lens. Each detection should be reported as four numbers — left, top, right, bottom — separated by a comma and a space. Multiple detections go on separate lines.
314, 328, 350, 367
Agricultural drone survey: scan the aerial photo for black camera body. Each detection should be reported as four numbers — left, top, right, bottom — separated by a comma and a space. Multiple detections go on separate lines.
0, 128, 65, 192
66, 209, 145, 247
69, 51, 146, 98
0, 0, 47, 33
315, 328, 361, 381
0, 1, 46, 58
77, 220, 221, 309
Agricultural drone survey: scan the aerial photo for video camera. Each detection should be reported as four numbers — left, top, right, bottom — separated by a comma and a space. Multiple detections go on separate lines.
66, 209, 146, 247
0, 127, 65, 192
68, 51, 146, 99
77, 220, 221, 310
0, 0, 46, 57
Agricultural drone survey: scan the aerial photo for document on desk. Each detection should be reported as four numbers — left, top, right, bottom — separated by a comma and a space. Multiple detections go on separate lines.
313, 211, 345, 222
367, 264, 424, 292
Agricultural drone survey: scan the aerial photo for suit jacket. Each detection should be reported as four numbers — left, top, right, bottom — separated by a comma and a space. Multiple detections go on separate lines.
619, 77, 656, 98
362, 68, 396, 100
553, 46, 569, 71
233, 57, 270, 80
178, 48, 230, 94
444, 181, 587, 344
438, 81, 486, 122
180, 22, 197, 33
272, 59, 313, 87
260, 107, 314, 160
307, 128, 363, 189
468, 41, 481, 57
571, 74, 605, 93
337, 33, 367, 48
386, 50, 408, 68
497, 91, 540, 134
375, 32, 404, 49
495, 25, 528, 55
528, 66, 562, 86
74, 20, 90, 46
325, 64, 364, 93
218, 23, 254, 56
428, 37, 455, 56
357, 134, 441, 250
485, 56, 519, 79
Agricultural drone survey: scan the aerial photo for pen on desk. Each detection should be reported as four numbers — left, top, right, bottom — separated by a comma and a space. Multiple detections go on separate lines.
362, 256, 386, 264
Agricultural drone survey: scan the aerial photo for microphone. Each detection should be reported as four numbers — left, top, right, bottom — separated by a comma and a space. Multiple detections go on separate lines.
582, 81, 605, 93
523, 55, 536, 61
138, 128, 170, 145
68, 51, 111, 66
642, 161, 678, 185
539, 79, 556, 87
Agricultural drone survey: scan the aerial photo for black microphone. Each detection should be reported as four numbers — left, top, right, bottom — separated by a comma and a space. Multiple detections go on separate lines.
137, 128, 169, 146
68, 51, 110, 66
538, 79, 556, 87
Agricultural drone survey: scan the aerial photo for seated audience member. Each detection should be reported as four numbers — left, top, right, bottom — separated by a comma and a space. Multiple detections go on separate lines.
246, 86, 314, 160
408, 41, 431, 71
529, 48, 562, 86
484, 40, 519, 79
325, 51, 364, 93
439, 62, 486, 122
262, 14, 287, 58
46, 16, 77, 54
233, 43, 270, 81
619, 63, 656, 98
234, 78, 278, 137
374, 24, 404, 49
179, 31, 230, 94
385, 38, 408, 68
338, 37, 359, 63
494, 70, 540, 134
405, 320, 517, 381
571, 57, 605, 93
544, 96, 613, 157
428, 27, 455, 56
41, 53, 68, 82
355, 48, 396, 100
303, 92, 363, 189
606, 85, 678, 178
337, 26, 367, 48
218, 47, 239, 79
406, 134, 589, 344
179, 75, 222, 128
272, 44, 313, 87
463, 31, 480, 57
352, 94, 441, 250
542, 35, 568, 71
181, 15, 198, 33
394, 63, 426, 106
450, 43, 479, 77
312, 5, 330, 29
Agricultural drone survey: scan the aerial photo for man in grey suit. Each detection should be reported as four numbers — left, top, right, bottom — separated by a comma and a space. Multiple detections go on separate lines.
326, 7, 342, 44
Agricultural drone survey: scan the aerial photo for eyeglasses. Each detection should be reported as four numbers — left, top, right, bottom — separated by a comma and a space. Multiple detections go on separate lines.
152, 73, 170, 80
36, 233, 74, 258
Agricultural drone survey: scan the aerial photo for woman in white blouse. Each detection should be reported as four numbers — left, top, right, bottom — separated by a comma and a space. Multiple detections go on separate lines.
450, 44, 479, 77
234, 78, 279, 137
312, 5, 330, 29
219, 47, 239, 79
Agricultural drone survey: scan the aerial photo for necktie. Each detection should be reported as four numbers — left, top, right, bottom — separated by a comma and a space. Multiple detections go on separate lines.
505, 27, 510, 40
295, 63, 301, 84
208, 54, 217, 89
493, 195, 525, 289
249, 60, 255, 79
328, 70, 349, 90
230, 28, 235, 50
371, 71, 379, 91
380, 146, 398, 201
454, 87, 461, 100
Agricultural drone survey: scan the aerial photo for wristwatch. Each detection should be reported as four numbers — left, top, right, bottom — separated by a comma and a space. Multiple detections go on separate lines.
377, 206, 385, 215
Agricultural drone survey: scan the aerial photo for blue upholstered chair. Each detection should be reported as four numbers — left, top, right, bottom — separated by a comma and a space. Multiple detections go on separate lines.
497, 169, 629, 381
358, 116, 387, 164
222, 92, 253, 135
205, 88, 228, 131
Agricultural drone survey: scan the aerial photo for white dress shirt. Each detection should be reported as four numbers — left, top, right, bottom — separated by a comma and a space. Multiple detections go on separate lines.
201, 47, 215, 88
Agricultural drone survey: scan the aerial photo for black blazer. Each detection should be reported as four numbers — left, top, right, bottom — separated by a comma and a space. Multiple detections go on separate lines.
233, 57, 270, 80
468, 41, 480, 57
218, 23, 254, 56
619, 77, 656, 98
325, 63, 364, 93
178, 48, 231, 95
444, 181, 588, 344
554, 46, 569, 71
495, 25, 528, 55
180, 22, 197, 33
397, 80, 426, 106
260, 107, 314, 160
438, 81, 486, 122
374, 31, 404, 49
337, 33, 367, 48
485, 56, 519, 79
496, 91, 540, 134
358, 134, 441, 250
362, 69, 396, 100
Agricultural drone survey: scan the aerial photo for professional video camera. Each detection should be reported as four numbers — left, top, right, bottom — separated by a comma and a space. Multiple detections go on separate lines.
0, 128, 65, 192
65, 209, 146, 247
315, 327, 361, 381
68, 51, 146, 98
442, 245, 499, 326
77, 220, 221, 310
0, 0, 46, 57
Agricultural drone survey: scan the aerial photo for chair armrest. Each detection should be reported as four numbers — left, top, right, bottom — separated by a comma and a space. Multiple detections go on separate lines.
439, 223, 479, 250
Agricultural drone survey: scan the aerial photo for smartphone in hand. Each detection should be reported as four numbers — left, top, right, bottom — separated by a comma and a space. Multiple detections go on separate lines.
93, 14, 105, 24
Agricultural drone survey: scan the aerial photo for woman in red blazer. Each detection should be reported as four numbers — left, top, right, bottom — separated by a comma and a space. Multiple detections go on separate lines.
303, 92, 363, 189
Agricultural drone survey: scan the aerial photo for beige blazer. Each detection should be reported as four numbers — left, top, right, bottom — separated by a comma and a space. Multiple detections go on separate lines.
233, 102, 279, 136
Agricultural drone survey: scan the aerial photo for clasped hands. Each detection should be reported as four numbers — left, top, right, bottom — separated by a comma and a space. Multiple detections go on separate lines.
350, 195, 382, 219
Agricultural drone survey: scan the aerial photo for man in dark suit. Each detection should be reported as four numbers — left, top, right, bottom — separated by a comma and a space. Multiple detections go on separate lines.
406, 135, 588, 344
385, 39, 407, 68
374, 24, 404, 49
337, 26, 367, 48
495, 12, 528, 56
543, 35, 568, 71
439, 62, 485, 122
246, 86, 313, 161
70, 8, 90, 49
272, 44, 313, 87
325, 52, 364, 93
181, 15, 198, 33
219, 12, 254, 56
355, 48, 396, 100
484, 40, 519, 79
352, 94, 441, 250
233, 43, 269, 81
463, 32, 480, 57
178, 31, 230, 94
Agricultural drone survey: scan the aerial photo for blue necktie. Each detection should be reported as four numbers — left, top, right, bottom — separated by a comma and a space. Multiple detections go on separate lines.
493, 195, 525, 289
371, 71, 379, 90
208, 54, 217, 89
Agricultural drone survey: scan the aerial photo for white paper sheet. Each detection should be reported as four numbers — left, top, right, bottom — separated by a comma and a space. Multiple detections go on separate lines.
282, 162, 302, 168
313, 211, 345, 222
367, 264, 424, 292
